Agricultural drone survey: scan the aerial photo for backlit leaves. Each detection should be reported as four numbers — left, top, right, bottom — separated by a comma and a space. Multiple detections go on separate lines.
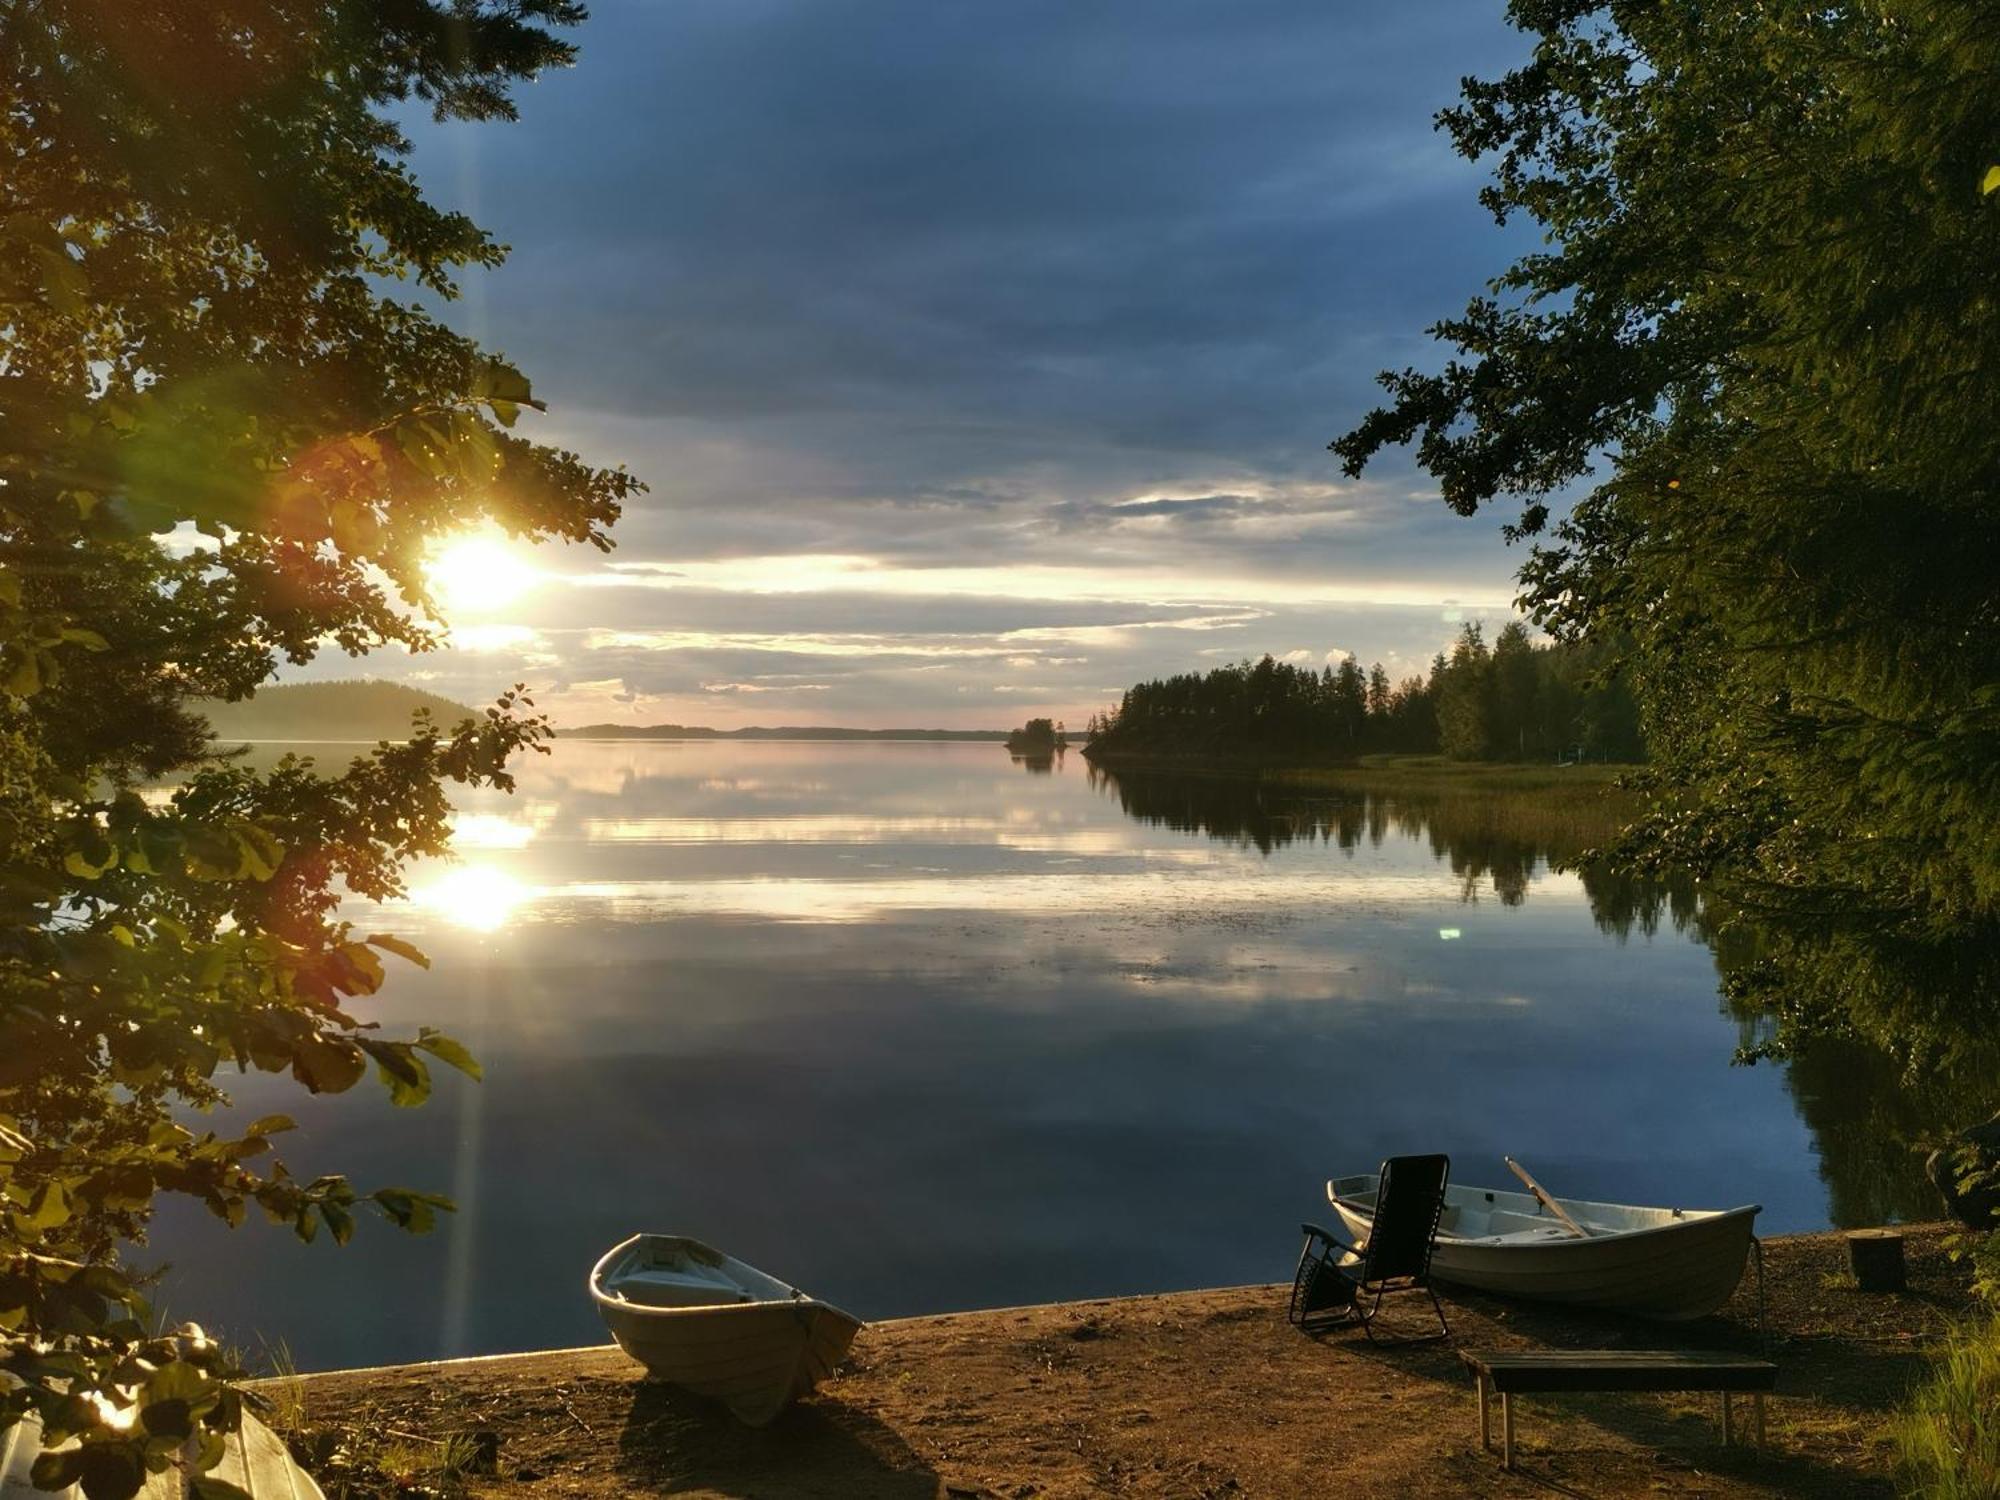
1, 0, 630, 1476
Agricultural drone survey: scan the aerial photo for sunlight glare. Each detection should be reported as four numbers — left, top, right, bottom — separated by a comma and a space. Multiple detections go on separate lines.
419, 865, 532, 931
426, 534, 539, 615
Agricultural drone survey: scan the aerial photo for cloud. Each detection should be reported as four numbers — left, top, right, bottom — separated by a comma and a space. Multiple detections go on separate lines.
349, 0, 1548, 726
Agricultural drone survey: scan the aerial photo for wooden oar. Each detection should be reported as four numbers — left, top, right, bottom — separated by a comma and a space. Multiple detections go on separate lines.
1504, 1156, 1592, 1238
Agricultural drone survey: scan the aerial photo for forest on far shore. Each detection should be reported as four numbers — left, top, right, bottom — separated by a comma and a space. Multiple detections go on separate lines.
1083, 622, 1644, 766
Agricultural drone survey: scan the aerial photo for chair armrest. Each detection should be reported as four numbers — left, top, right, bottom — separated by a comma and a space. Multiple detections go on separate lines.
1300, 1222, 1362, 1257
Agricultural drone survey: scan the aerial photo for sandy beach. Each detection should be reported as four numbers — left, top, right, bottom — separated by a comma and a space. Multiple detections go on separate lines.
288, 1224, 1968, 1499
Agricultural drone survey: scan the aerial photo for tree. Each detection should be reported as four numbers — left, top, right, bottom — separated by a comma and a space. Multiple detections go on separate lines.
1329, 657, 1368, 749
1334, 4, 2000, 1071
1488, 621, 1540, 760
1, 2, 640, 1489
1365, 663, 1392, 725
1434, 624, 1491, 761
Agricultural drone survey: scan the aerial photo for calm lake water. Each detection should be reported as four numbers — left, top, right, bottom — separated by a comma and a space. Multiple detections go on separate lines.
145, 740, 1914, 1371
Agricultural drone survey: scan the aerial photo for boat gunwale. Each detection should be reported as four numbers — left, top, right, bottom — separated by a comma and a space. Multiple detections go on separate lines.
588, 1234, 863, 1328
1325, 1179, 1761, 1253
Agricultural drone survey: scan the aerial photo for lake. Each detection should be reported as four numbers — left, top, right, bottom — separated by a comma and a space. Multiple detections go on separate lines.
144, 739, 1916, 1371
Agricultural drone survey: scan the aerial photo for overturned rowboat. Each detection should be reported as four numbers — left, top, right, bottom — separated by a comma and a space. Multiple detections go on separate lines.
1326, 1173, 1760, 1321
588, 1235, 862, 1426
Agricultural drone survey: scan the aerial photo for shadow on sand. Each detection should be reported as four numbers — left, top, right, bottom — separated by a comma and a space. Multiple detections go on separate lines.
613, 1381, 938, 1498
1305, 1281, 1922, 1499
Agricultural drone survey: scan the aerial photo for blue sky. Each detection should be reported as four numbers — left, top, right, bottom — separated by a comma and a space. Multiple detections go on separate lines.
351, 0, 1548, 727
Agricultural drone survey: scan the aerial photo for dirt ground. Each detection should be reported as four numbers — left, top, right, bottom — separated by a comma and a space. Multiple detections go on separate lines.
292, 1224, 1971, 1499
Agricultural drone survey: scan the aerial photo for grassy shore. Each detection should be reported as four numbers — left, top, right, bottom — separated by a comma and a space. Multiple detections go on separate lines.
283, 1224, 1966, 1499
1084, 747, 1640, 798
1269, 752, 1639, 798
1272, 755, 1645, 850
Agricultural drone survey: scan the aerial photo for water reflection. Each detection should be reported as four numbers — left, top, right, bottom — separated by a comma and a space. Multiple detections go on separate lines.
140, 740, 1942, 1372
1091, 764, 1695, 928
415, 864, 534, 931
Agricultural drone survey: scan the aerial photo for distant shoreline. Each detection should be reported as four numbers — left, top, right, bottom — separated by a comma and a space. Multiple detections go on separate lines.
558, 725, 1011, 742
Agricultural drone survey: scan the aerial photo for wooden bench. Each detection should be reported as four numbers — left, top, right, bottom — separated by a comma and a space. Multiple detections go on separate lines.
1459, 1349, 1778, 1470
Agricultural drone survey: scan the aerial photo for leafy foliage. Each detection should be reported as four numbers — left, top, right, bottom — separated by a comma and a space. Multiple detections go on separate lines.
0, 1, 638, 1491
1333, 3, 2000, 1088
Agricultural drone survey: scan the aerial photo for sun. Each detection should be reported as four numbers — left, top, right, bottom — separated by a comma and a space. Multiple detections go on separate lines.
426, 533, 539, 616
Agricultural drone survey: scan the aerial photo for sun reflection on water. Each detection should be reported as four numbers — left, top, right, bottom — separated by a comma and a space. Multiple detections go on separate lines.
417, 865, 532, 931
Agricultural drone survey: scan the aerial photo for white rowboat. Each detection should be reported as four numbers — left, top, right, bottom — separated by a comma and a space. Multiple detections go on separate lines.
588, 1235, 862, 1426
0, 1408, 322, 1500
1327, 1174, 1759, 1321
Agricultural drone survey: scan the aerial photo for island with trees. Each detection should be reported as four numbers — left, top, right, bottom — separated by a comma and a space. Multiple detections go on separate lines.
1082, 624, 1642, 772
1004, 717, 1068, 758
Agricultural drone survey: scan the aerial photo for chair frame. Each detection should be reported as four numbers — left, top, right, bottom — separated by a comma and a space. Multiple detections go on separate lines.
1288, 1153, 1452, 1345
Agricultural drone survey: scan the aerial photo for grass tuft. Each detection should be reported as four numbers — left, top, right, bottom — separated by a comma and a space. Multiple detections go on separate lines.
1896, 1317, 2000, 1497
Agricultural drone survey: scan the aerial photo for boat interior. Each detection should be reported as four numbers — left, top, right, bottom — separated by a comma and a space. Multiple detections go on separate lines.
595, 1235, 798, 1308
1326, 1174, 1721, 1242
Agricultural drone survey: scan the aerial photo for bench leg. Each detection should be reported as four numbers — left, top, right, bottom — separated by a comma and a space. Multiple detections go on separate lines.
1721, 1392, 1734, 1446
1753, 1393, 1765, 1448
1502, 1392, 1515, 1471
1477, 1377, 1490, 1452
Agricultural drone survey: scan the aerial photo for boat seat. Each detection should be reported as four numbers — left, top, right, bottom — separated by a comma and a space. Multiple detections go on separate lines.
1459, 1349, 1778, 1471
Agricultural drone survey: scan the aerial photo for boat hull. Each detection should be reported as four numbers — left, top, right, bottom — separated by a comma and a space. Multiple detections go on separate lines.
589, 1236, 861, 1427
1, 1408, 322, 1500
596, 1297, 860, 1426
1327, 1178, 1759, 1322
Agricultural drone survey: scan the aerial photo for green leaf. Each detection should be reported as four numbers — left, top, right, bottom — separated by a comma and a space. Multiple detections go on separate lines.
75, 1441, 144, 1500
13, 1179, 71, 1233
289, 1035, 367, 1095
360, 1039, 430, 1107
415, 1029, 481, 1081
4, 646, 43, 697
1983, 165, 2000, 196
367, 932, 431, 969
139, 1399, 193, 1441
371, 1188, 452, 1235
336, 942, 385, 995
230, 824, 283, 881
31, 1448, 85, 1491
63, 846, 116, 879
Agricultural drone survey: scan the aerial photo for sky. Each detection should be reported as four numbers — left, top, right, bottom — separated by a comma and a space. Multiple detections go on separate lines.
329, 0, 1551, 729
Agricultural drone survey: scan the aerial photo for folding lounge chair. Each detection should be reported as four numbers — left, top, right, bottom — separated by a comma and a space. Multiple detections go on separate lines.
1288, 1153, 1451, 1345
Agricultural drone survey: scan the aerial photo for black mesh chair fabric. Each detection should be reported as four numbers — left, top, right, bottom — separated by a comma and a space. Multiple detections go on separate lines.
1287, 1153, 1452, 1345
1363, 1153, 1450, 1283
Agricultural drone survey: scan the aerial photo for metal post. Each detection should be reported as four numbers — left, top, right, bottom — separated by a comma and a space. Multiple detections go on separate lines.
1753, 1394, 1766, 1447
1721, 1392, 1734, 1445
1502, 1393, 1515, 1471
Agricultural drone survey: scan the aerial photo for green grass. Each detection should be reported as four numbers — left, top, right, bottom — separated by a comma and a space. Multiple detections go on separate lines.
1896, 1318, 2000, 1497
1268, 753, 1640, 798
1266, 755, 1644, 853
256, 1338, 308, 1435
